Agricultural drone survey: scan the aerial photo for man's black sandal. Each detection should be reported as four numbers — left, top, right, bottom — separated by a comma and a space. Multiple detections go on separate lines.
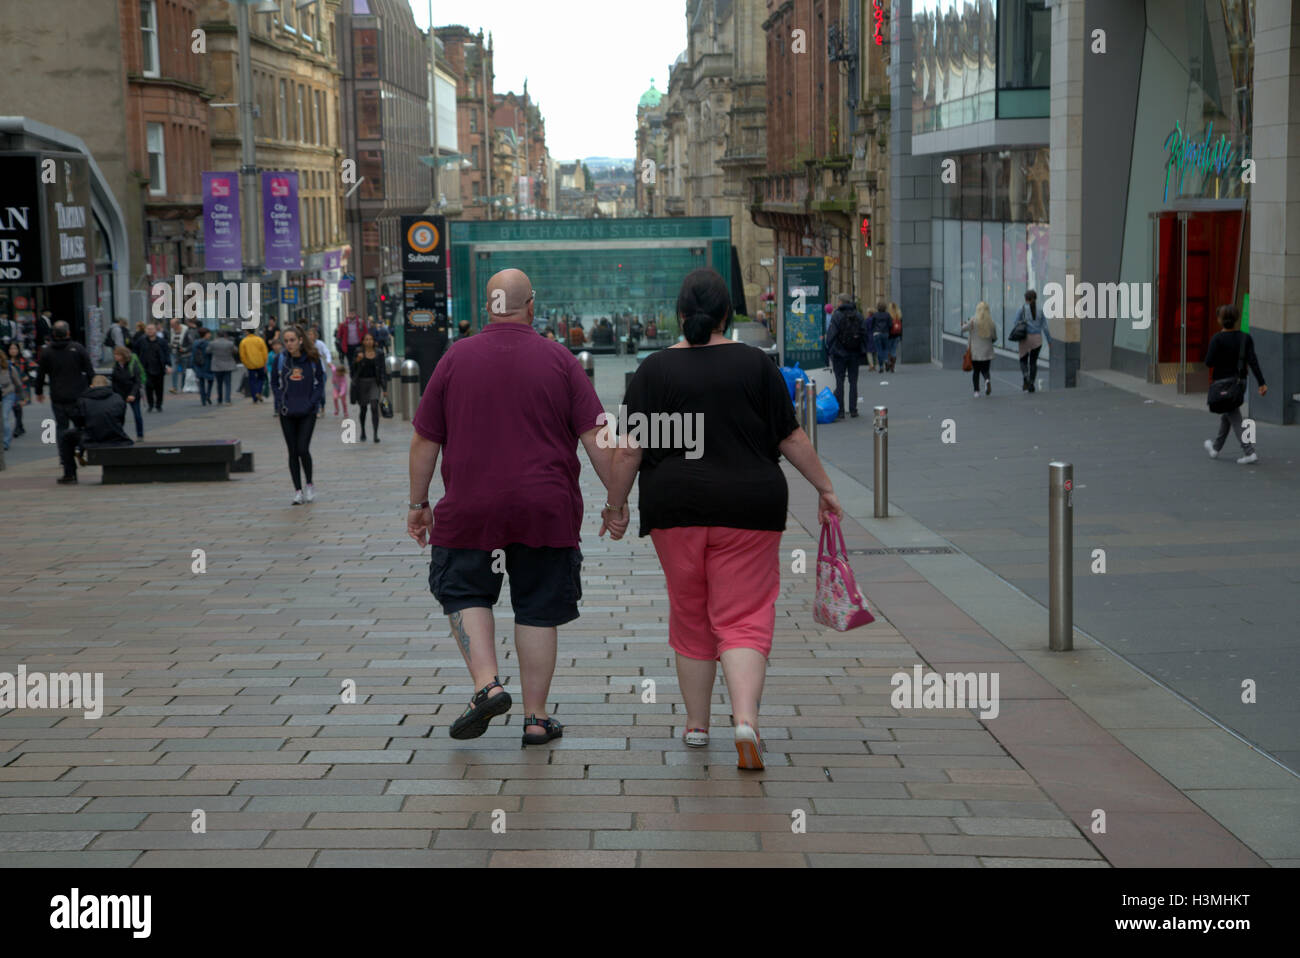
449, 677, 512, 740
521, 715, 564, 747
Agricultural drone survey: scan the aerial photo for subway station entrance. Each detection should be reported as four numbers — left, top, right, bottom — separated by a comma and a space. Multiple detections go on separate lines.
448, 217, 734, 346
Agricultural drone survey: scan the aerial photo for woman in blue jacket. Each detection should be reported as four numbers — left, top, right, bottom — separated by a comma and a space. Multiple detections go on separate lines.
1014, 289, 1051, 392
271, 325, 326, 505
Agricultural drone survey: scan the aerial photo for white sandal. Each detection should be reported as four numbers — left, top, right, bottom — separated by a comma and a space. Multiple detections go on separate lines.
683, 728, 709, 748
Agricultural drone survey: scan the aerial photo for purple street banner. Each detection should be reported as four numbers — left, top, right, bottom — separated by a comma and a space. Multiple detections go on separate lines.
324, 250, 341, 271
262, 171, 301, 271
202, 172, 241, 271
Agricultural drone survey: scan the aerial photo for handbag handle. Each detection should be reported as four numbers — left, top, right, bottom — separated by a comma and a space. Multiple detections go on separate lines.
819, 513, 848, 560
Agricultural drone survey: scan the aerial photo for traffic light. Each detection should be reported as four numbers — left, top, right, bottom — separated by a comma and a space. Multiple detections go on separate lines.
860, 215, 871, 249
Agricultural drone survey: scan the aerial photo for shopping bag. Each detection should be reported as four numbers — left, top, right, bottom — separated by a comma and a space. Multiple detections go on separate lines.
961, 346, 972, 372
815, 386, 839, 424
813, 515, 875, 632
780, 361, 812, 401
182, 368, 198, 393
379, 396, 394, 419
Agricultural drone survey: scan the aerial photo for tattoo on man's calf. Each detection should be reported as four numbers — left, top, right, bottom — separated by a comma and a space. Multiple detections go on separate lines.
449, 611, 471, 655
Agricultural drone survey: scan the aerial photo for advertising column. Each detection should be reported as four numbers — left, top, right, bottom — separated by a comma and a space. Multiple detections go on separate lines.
782, 256, 828, 370
400, 215, 449, 391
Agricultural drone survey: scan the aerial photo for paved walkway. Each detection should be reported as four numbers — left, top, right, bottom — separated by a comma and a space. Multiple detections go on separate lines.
0, 355, 1285, 865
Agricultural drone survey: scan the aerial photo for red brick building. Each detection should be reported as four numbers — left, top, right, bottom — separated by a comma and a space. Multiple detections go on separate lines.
123, 0, 210, 282
436, 26, 495, 221
493, 87, 549, 216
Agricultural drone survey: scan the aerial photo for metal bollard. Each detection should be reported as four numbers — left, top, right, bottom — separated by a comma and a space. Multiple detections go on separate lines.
1048, 461, 1074, 651
400, 358, 420, 423
385, 353, 402, 418
873, 406, 888, 518
577, 350, 594, 382
794, 378, 807, 433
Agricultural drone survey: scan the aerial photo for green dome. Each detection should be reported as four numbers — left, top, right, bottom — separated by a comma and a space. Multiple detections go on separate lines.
638, 83, 663, 108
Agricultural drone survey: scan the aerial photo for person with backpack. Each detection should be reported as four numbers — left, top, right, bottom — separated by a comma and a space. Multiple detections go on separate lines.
866, 300, 893, 377
826, 293, 868, 420
1203, 304, 1267, 464
109, 346, 145, 439
34, 321, 96, 483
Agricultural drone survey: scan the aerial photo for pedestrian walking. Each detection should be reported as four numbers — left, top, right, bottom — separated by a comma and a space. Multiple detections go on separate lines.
239, 328, 269, 404
1, 346, 29, 451
33, 321, 95, 483
4, 341, 32, 441
307, 327, 332, 418
331, 360, 348, 418
271, 325, 325, 505
603, 268, 844, 770
866, 300, 893, 374
35, 309, 53, 351
130, 321, 147, 355
352, 332, 387, 442
138, 323, 171, 411
58, 376, 133, 482
109, 346, 145, 439
208, 330, 238, 404
372, 317, 390, 350
457, 319, 473, 339
826, 293, 868, 420
1011, 289, 1050, 392
960, 301, 998, 398
1204, 304, 1267, 464
887, 301, 903, 372
167, 319, 194, 395
339, 314, 367, 367
190, 328, 213, 407
406, 268, 626, 746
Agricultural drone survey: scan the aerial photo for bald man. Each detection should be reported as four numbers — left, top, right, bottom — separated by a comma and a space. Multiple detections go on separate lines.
407, 269, 629, 745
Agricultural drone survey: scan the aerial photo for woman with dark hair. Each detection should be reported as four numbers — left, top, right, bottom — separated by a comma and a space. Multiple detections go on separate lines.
1204, 303, 1267, 464
604, 268, 844, 771
5, 340, 32, 438
351, 331, 388, 442
271, 325, 325, 504
1014, 289, 1050, 391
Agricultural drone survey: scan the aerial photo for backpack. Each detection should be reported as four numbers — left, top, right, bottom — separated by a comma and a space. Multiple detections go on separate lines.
839, 311, 864, 353
102, 326, 115, 349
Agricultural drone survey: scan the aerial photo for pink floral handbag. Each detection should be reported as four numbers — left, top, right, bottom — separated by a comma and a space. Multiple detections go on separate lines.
814, 515, 876, 631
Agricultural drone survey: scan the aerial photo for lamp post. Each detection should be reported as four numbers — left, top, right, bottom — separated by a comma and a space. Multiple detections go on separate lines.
228, 1, 276, 322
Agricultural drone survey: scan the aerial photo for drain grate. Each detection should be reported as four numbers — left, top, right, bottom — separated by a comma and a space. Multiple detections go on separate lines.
847, 546, 956, 556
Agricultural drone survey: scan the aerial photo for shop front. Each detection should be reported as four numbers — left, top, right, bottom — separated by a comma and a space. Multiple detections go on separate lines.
1104, 0, 1254, 391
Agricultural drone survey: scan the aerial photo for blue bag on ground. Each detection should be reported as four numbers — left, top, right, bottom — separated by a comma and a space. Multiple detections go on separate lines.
815, 386, 839, 423
780, 362, 811, 401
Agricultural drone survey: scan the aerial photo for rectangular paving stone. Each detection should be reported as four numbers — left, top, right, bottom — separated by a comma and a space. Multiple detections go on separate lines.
923, 835, 1103, 859
639, 851, 807, 867
244, 796, 404, 812
489, 851, 637, 867
89, 830, 270, 850
594, 830, 760, 851
312, 850, 490, 867
266, 829, 433, 849
0, 851, 141, 867
133, 850, 316, 868
0, 831, 98, 851
434, 831, 593, 850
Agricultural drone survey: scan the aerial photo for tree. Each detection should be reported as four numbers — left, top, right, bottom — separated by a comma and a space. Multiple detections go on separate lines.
582, 163, 595, 191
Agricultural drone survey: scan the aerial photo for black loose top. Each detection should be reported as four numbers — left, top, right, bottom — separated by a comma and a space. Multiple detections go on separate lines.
622, 342, 800, 537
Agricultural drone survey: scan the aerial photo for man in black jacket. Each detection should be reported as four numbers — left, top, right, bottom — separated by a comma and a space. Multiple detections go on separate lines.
1203, 304, 1267, 465
35, 321, 96, 481
825, 294, 867, 419
138, 323, 172, 412
58, 376, 133, 484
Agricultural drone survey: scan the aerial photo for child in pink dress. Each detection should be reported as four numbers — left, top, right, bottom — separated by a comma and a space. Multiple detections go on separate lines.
331, 362, 348, 416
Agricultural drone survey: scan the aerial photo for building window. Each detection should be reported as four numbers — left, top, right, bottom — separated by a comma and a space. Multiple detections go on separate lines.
471, 145, 479, 167
278, 79, 288, 139
356, 90, 381, 139
282, 0, 295, 34
470, 110, 477, 133
140, 0, 159, 77
297, 85, 306, 142
355, 28, 379, 79
314, 90, 323, 146
147, 122, 166, 195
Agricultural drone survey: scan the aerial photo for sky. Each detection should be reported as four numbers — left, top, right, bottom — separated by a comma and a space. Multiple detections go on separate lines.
410, 0, 685, 162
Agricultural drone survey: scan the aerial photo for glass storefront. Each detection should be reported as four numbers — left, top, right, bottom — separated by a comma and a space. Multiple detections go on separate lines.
929, 147, 1050, 348
913, 0, 1050, 134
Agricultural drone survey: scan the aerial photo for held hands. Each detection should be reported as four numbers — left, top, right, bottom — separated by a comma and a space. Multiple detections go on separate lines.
818, 490, 844, 525
406, 506, 434, 548
600, 502, 630, 540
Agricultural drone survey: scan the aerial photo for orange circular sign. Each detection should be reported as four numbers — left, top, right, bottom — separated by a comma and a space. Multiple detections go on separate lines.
407, 220, 440, 254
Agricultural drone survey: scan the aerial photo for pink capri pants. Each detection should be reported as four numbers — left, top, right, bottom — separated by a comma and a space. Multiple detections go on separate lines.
650, 526, 783, 660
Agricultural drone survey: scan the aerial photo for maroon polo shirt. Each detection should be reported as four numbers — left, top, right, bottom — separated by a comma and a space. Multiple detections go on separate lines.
412, 321, 606, 550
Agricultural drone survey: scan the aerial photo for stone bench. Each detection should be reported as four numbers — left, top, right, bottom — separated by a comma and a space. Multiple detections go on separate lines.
84, 439, 243, 484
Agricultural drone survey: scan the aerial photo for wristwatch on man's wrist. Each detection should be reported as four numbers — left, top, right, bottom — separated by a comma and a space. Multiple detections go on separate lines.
408, 500, 429, 511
